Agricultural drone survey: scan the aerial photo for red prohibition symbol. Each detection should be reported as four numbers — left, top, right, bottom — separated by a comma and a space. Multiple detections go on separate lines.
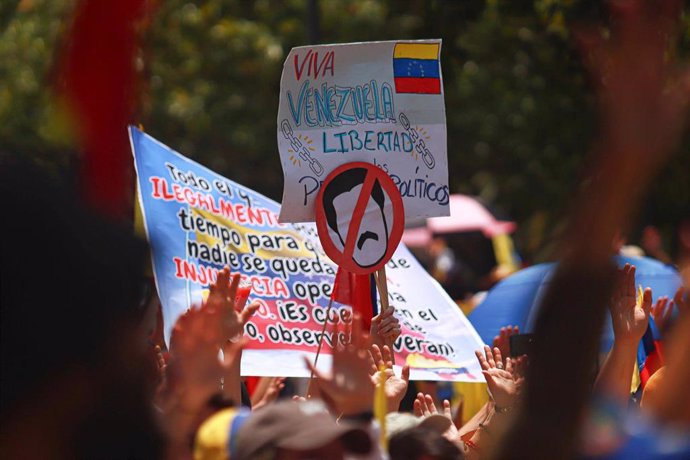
315, 162, 405, 275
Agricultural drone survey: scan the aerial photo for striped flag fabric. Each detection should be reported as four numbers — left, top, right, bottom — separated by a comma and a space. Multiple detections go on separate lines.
637, 321, 665, 390
393, 42, 442, 94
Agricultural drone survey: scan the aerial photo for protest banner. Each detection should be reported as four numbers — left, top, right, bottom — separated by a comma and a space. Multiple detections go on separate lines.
130, 127, 484, 381
277, 40, 449, 223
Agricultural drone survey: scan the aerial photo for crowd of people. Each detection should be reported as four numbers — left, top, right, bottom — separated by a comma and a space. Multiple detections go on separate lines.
1, 160, 689, 460
2, 1, 690, 459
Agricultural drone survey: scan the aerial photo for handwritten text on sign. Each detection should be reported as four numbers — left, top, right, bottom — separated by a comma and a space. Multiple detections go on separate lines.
277, 40, 449, 223
131, 127, 483, 381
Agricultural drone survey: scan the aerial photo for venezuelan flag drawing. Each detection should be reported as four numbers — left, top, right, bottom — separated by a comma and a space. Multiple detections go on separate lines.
393, 42, 442, 94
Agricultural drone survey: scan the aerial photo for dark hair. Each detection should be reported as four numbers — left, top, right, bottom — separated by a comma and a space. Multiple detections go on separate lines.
0, 159, 148, 412
207, 392, 236, 411
0, 158, 164, 458
322, 167, 385, 245
389, 427, 464, 460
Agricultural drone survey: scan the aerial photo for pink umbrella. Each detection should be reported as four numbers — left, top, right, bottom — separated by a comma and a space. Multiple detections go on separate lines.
401, 226, 432, 247
402, 194, 516, 247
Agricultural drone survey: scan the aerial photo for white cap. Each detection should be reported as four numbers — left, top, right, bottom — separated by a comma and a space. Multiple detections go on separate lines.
385, 412, 452, 439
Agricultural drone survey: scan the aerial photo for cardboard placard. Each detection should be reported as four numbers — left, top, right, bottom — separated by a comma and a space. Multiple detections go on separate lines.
277, 40, 449, 223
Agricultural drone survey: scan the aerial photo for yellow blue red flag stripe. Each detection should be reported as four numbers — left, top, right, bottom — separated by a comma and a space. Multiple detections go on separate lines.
393, 43, 441, 94
393, 43, 440, 60
393, 59, 440, 78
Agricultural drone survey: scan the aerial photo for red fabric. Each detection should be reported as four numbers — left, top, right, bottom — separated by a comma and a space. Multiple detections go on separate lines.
394, 77, 441, 94
640, 340, 664, 388
332, 268, 374, 331
244, 376, 260, 396
59, 0, 147, 218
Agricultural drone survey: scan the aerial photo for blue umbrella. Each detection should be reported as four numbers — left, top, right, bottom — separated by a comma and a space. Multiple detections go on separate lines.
468, 256, 682, 349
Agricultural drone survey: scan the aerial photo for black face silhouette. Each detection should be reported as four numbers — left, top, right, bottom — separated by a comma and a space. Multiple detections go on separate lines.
322, 168, 390, 268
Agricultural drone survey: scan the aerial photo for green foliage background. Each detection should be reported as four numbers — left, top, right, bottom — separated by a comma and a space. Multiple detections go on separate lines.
1, 0, 688, 260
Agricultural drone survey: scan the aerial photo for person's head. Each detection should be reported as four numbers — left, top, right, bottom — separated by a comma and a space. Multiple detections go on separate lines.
194, 406, 252, 460
389, 426, 464, 460
385, 412, 453, 440
233, 400, 371, 460
429, 237, 448, 257
0, 160, 162, 458
322, 167, 389, 269
189, 392, 239, 453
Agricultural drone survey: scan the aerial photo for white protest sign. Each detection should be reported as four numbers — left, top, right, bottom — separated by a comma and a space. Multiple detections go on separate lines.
277, 40, 449, 223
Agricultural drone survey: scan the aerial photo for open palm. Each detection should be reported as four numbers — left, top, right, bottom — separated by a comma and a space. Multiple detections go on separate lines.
610, 264, 651, 346
369, 344, 409, 413
475, 345, 523, 409
206, 267, 260, 341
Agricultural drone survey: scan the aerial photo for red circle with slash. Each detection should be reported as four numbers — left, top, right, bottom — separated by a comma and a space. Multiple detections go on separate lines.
315, 162, 405, 275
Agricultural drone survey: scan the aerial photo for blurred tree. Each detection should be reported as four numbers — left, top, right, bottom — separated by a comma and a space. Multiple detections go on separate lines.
0, 0, 77, 174
1, 0, 688, 260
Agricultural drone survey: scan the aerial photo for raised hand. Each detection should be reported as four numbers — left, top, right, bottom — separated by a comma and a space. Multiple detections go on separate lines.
153, 344, 167, 390
305, 315, 375, 416
219, 337, 246, 406
368, 344, 409, 413
575, 0, 690, 165
653, 287, 690, 334
672, 286, 687, 315
610, 264, 652, 346
252, 377, 286, 411
165, 304, 246, 412
492, 325, 519, 366
166, 307, 220, 411
475, 345, 524, 410
161, 308, 244, 460
512, 354, 529, 381
155, 345, 167, 375
651, 296, 672, 332
413, 393, 459, 442
595, 264, 652, 405
206, 267, 260, 341
370, 306, 401, 348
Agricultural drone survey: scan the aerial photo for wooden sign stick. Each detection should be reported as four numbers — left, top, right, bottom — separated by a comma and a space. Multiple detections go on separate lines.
374, 265, 395, 365
306, 295, 334, 397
